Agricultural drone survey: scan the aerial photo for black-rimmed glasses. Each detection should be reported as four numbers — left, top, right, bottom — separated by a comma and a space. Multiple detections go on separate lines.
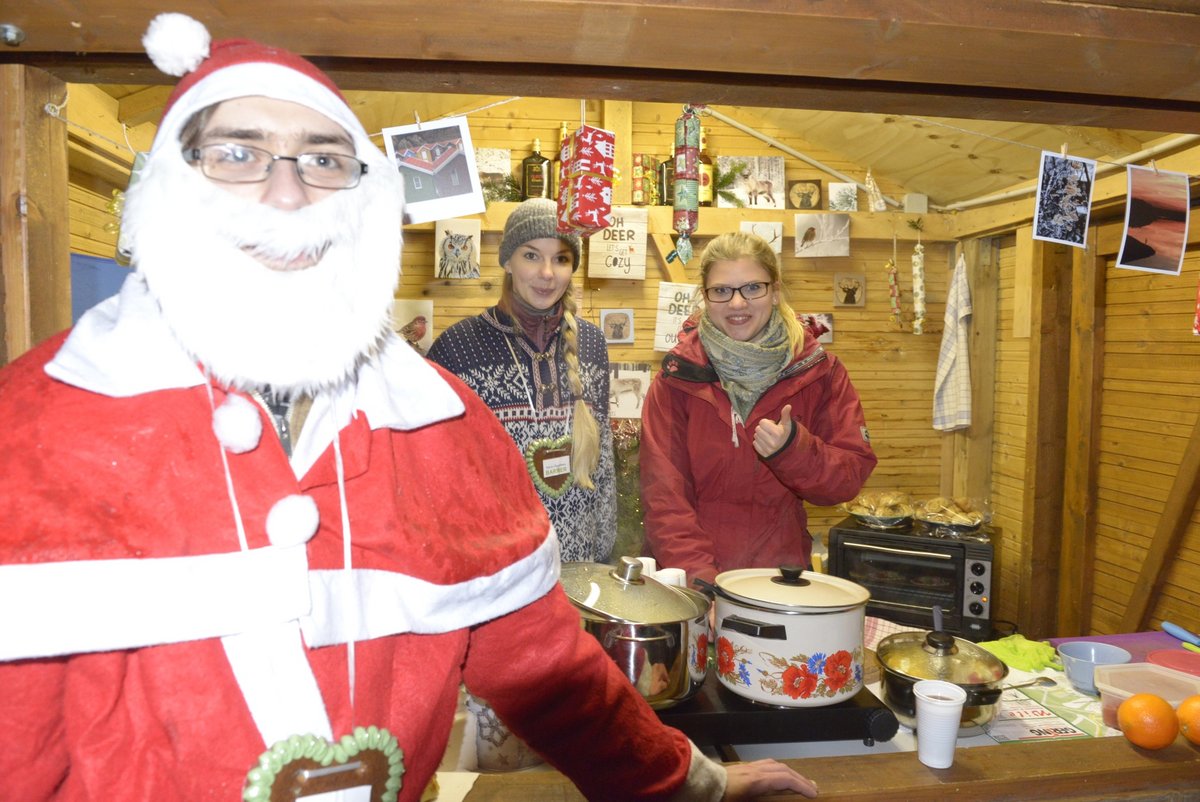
703, 281, 772, 303
184, 143, 368, 189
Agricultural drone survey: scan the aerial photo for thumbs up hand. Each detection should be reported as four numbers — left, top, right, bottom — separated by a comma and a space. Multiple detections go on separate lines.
753, 404, 794, 458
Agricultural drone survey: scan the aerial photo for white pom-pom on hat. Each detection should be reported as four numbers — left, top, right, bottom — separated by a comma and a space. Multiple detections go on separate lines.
267, 495, 320, 547
143, 13, 211, 77
212, 392, 263, 454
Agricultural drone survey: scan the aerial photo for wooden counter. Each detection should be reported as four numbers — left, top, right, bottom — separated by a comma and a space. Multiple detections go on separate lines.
457, 736, 1200, 800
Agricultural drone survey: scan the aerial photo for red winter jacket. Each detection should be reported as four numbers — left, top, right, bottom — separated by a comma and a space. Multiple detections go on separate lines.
640, 324, 876, 586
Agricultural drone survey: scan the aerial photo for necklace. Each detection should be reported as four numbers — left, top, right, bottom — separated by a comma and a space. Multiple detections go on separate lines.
504, 334, 574, 498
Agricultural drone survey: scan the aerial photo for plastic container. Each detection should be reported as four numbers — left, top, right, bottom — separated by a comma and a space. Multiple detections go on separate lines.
1093, 662, 1200, 729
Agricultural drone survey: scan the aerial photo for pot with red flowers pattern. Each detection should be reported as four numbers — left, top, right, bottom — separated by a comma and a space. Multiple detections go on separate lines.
710, 566, 868, 707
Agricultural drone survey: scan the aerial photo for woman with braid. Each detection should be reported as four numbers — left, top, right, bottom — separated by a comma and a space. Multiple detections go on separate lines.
429, 198, 616, 564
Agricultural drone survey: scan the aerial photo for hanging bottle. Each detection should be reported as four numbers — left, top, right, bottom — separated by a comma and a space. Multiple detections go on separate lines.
697, 127, 714, 207
521, 138, 552, 200
657, 157, 675, 206
550, 122, 569, 199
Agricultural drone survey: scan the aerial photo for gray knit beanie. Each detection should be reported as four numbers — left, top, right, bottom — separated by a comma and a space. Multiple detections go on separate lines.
498, 198, 582, 271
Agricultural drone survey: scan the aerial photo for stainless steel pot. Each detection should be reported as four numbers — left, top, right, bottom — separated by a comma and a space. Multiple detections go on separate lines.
875, 630, 1008, 733
705, 566, 869, 708
560, 557, 711, 709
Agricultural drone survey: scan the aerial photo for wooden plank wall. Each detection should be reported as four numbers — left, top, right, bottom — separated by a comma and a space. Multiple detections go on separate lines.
1090, 240, 1200, 633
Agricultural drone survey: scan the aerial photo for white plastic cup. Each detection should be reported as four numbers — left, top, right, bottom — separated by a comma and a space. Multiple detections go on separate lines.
637, 557, 658, 578
654, 567, 686, 588
913, 679, 967, 769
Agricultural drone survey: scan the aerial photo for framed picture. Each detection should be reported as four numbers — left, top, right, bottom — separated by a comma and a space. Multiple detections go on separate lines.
794, 213, 851, 258
834, 273, 866, 306
827, 182, 858, 211
787, 179, 821, 210
600, 308, 635, 344
741, 221, 783, 254
383, 116, 485, 224
392, 298, 433, 356
716, 155, 785, 208
609, 362, 652, 420
434, 218, 481, 279
1116, 164, 1189, 275
1032, 150, 1097, 249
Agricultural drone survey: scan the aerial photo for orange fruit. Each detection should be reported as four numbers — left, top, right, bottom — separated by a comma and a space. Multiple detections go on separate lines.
1178, 694, 1200, 746
1117, 693, 1179, 750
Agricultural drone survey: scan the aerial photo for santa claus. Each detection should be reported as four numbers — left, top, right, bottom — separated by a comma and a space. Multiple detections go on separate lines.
0, 13, 816, 802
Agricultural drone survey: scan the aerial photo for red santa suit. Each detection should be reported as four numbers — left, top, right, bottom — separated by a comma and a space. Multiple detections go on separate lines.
0, 14, 723, 802
0, 274, 713, 801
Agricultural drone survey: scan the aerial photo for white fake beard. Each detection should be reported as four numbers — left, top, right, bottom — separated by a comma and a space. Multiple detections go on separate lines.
123, 153, 403, 395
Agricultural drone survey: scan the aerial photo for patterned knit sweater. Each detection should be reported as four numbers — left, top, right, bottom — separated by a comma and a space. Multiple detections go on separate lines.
429, 306, 616, 562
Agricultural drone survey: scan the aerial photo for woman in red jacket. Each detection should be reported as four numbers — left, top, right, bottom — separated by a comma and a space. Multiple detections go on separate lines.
640, 231, 877, 586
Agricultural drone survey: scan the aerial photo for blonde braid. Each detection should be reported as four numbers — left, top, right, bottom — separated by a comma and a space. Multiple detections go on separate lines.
560, 290, 600, 490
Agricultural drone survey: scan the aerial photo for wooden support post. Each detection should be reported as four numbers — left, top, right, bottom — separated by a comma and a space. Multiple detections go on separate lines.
1058, 230, 1105, 636
1017, 237, 1073, 639
0, 65, 71, 365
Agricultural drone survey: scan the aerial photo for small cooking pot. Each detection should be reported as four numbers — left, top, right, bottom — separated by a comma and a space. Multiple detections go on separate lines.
702, 566, 869, 708
560, 557, 711, 709
876, 630, 1008, 733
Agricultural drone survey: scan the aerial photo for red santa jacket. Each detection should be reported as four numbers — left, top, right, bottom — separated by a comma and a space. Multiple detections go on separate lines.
640, 322, 877, 586
0, 279, 704, 801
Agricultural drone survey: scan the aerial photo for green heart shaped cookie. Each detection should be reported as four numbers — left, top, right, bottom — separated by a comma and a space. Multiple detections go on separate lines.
243, 726, 404, 802
525, 435, 574, 498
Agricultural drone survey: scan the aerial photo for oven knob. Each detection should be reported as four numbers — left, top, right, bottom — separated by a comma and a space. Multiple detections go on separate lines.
970, 581, 985, 595
970, 562, 986, 576
970, 602, 984, 615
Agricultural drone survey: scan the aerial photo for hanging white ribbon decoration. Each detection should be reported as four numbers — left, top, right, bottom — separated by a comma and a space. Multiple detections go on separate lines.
912, 234, 926, 335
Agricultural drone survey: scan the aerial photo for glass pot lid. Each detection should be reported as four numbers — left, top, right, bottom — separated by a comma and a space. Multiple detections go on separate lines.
560, 557, 709, 625
714, 566, 869, 611
876, 630, 1008, 685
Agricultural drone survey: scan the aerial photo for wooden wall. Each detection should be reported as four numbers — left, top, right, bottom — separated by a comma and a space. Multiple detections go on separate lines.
1091, 236, 1200, 633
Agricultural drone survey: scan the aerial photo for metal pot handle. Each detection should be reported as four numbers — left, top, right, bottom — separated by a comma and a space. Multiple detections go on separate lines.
720, 614, 787, 640
602, 628, 677, 649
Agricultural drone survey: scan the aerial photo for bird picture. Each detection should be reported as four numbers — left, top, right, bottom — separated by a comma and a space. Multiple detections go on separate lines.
398, 315, 428, 354
798, 226, 817, 250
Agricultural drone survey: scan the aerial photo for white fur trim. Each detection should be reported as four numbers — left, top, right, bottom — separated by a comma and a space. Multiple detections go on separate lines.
212, 392, 263, 453
143, 13, 211, 77
151, 62, 377, 168
266, 495, 320, 547
222, 622, 333, 744
0, 545, 312, 660
300, 527, 561, 647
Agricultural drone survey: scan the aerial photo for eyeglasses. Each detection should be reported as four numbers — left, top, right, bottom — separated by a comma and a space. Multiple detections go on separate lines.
703, 281, 772, 303
184, 143, 369, 189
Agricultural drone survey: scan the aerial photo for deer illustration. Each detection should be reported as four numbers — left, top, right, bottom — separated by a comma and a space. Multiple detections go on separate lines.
738, 169, 775, 206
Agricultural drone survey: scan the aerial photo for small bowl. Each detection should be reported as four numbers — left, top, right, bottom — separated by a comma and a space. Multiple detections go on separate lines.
1057, 641, 1132, 696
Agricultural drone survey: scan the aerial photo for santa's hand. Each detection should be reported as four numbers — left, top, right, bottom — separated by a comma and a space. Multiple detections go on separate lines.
753, 405, 794, 458
722, 759, 819, 799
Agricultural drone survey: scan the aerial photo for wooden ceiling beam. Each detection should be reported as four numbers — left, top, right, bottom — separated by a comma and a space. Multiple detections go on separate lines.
4, 2, 1200, 99
3, 1, 1200, 130
12, 54, 1200, 135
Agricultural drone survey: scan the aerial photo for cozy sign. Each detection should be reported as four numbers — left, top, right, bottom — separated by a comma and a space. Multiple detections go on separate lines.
586, 206, 648, 279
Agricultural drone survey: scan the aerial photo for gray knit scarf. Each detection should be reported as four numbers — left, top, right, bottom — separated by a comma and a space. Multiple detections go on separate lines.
698, 310, 792, 423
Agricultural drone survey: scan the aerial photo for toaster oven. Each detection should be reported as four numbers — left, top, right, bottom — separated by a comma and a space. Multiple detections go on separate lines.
826, 517, 993, 640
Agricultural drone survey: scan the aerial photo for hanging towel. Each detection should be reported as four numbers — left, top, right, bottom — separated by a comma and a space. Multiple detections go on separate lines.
933, 253, 973, 431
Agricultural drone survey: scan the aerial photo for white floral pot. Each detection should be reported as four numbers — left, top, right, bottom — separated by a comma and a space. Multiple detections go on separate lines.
711, 567, 868, 707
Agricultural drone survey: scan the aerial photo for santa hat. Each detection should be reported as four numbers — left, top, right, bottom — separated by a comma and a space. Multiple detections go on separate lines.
141, 13, 377, 164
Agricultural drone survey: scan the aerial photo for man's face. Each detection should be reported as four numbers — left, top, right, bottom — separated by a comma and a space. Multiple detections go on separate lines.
125, 91, 405, 393
191, 96, 356, 270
